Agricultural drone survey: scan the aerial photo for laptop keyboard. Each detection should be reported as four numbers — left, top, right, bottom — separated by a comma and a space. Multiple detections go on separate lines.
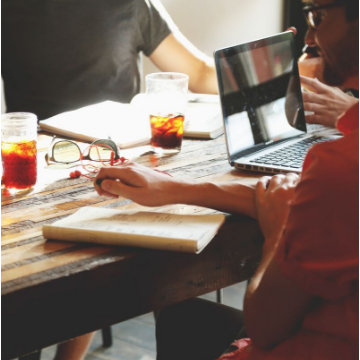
306, 124, 328, 133
250, 136, 332, 169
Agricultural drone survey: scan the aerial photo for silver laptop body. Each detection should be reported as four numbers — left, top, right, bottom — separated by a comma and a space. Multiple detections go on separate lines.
214, 31, 339, 174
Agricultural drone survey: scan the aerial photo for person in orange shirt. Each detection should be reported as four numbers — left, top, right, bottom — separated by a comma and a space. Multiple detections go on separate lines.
94, 0, 359, 359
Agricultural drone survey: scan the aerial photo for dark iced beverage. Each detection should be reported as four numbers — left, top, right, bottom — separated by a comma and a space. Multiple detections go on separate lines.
150, 114, 185, 152
1, 140, 37, 190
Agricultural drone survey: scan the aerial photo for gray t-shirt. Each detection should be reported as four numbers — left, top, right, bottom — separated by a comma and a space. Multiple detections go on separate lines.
2, 0, 176, 120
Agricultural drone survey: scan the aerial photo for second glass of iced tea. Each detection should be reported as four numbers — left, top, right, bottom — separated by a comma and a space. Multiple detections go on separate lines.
146, 73, 188, 154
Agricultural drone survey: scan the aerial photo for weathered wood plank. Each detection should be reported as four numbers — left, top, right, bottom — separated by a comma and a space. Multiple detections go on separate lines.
1, 227, 43, 245
1, 245, 115, 283
1, 197, 132, 230
1, 240, 75, 266
2, 184, 96, 215
1, 249, 136, 295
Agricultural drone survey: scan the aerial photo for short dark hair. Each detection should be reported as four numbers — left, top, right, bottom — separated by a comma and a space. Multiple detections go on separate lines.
335, 0, 359, 21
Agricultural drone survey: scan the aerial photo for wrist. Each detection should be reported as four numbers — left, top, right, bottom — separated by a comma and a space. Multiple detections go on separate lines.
171, 180, 220, 209
172, 180, 257, 218
170, 178, 202, 205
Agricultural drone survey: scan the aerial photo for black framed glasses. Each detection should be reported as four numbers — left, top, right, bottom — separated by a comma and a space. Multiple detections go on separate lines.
46, 137, 121, 164
303, 3, 343, 30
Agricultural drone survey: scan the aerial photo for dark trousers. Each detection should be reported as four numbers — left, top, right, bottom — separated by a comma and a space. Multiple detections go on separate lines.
156, 298, 245, 360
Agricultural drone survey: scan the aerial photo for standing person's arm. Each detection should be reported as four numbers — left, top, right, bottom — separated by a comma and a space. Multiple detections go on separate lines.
137, 0, 217, 94
149, 32, 218, 94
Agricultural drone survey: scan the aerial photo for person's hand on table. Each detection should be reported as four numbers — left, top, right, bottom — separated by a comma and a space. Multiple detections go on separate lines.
94, 162, 182, 206
301, 75, 359, 128
255, 174, 299, 251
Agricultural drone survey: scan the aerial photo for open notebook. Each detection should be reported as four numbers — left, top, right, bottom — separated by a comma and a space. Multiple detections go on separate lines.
39, 94, 223, 148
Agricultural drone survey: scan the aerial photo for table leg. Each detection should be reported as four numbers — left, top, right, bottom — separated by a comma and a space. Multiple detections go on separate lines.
101, 327, 113, 348
216, 289, 223, 304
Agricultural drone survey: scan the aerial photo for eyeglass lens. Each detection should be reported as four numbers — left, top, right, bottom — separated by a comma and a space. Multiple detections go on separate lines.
307, 11, 322, 29
53, 141, 81, 163
90, 139, 119, 161
89, 145, 114, 161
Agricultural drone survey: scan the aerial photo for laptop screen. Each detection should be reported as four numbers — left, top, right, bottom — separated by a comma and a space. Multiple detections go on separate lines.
214, 31, 306, 162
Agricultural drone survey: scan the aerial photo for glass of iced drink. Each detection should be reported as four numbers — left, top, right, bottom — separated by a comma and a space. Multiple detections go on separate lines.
146, 73, 188, 154
1, 113, 38, 193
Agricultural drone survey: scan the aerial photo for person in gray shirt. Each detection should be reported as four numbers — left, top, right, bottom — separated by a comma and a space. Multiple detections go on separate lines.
2, 1, 217, 359
2, 0, 217, 121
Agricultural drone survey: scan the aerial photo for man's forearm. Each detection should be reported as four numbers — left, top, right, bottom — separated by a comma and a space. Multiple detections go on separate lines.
174, 180, 257, 218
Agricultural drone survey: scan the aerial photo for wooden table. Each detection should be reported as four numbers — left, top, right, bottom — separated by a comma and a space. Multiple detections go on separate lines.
2, 134, 263, 360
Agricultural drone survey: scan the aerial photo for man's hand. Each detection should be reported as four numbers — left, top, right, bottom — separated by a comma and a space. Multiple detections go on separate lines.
255, 174, 299, 251
94, 162, 181, 207
93, 162, 258, 218
298, 54, 324, 81
301, 76, 358, 128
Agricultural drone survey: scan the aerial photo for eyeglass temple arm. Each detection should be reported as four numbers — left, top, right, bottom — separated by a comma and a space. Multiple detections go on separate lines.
45, 135, 58, 164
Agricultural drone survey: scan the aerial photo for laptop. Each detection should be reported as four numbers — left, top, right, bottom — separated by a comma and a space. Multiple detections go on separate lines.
214, 31, 339, 174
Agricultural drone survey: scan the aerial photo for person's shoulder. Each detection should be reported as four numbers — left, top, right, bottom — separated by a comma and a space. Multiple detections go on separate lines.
134, 0, 177, 56
305, 133, 358, 180
135, 0, 171, 17
298, 134, 358, 201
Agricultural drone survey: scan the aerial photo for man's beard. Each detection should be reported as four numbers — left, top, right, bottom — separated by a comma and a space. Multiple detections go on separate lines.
322, 22, 359, 87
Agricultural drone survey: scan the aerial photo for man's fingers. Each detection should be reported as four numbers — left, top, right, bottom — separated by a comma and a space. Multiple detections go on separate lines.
256, 175, 286, 192
97, 188, 119, 198
255, 176, 271, 196
305, 114, 326, 124
96, 165, 130, 180
300, 75, 327, 93
94, 177, 122, 198
100, 178, 136, 199
283, 173, 299, 186
266, 174, 286, 191
302, 90, 318, 103
95, 163, 144, 188
303, 100, 326, 114
260, 174, 297, 192
302, 89, 326, 105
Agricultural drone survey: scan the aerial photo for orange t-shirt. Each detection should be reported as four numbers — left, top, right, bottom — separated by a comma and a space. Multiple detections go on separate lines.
218, 104, 359, 360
